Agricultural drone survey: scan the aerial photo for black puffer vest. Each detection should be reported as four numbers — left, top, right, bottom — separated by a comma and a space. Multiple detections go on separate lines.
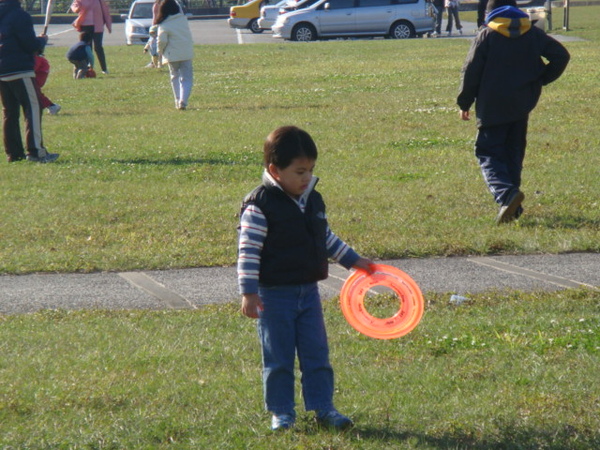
241, 183, 329, 286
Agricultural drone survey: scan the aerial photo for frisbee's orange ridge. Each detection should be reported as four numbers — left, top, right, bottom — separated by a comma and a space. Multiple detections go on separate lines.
340, 264, 424, 340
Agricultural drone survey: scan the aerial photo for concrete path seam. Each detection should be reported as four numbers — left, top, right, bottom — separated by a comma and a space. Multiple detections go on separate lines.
118, 272, 197, 309
468, 257, 599, 291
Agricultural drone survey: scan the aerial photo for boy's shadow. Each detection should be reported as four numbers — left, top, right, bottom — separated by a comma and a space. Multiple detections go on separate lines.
519, 214, 600, 229
349, 424, 599, 448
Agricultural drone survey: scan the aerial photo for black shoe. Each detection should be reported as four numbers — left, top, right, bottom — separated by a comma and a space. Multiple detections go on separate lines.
496, 190, 524, 225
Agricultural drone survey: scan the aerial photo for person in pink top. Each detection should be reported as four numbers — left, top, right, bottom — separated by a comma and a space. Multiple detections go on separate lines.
71, 0, 112, 74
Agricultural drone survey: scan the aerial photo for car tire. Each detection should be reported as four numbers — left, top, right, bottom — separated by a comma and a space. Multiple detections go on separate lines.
249, 18, 264, 34
389, 21, 415, 39
291, 23, 317, 41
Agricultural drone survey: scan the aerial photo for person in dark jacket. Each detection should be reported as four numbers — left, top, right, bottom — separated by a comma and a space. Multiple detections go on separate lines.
0, 0, 59, 163
66, 32, 95, 79
457, 0, 569, 224
237, 126, 373, 431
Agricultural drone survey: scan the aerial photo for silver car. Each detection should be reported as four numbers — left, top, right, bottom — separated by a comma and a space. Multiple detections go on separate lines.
121, 0, 154, 45
272, 0, 434, 41
258, 0, 290, 30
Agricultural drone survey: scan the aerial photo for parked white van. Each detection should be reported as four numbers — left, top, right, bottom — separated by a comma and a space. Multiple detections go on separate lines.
272, 0, 434, 41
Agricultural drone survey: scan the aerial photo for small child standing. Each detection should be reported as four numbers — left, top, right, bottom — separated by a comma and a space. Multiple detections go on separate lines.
237, 126, 373, 431
34, 52, 61, 115
66, 32, 95, 79
143, 25, 161, 68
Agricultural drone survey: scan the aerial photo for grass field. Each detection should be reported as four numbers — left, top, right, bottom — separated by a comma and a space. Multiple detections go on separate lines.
1, 290, 599, 448
0, 6, 599, 448
1, 7, 599, 274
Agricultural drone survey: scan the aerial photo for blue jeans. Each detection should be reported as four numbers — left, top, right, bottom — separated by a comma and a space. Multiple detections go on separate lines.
257, 283, 334, 415
475, 118, 528, 205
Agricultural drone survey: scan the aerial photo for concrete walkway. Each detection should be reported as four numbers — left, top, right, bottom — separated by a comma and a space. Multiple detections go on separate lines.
1, 253, 598, 315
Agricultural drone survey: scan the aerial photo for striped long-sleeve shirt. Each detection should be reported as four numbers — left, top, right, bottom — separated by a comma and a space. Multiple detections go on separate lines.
237, 175, 360, 295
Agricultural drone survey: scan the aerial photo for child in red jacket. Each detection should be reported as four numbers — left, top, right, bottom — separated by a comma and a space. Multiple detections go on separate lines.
34, 53, 61, 115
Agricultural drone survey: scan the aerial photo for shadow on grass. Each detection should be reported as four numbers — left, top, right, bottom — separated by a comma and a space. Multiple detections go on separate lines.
110, 156, 257, 166
520, 214, 600, 229
352, 424, 600, 449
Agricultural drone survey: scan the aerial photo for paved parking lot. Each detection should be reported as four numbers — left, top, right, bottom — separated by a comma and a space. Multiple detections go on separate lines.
39, 18, 484, 48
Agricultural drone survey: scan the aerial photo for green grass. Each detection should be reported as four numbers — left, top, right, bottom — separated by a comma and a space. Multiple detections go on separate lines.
1, 7, 599, 274
1, 289, 598, 447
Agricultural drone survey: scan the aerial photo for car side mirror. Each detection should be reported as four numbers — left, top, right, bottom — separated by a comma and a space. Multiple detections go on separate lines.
120, 14, 128, 20
324, 2, 330, 9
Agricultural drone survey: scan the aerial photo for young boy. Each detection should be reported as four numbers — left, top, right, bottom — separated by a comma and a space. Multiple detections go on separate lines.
237, 126, 373, 431
34, 52, 61, 115
143, 25, 161, 68
66, 32, 95, 79
457, 0, 569, 224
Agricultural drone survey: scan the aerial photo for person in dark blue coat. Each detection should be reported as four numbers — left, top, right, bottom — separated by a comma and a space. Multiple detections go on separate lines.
66, 32, 95, 79
457, 0, 570, 224
0, 0, 59, 162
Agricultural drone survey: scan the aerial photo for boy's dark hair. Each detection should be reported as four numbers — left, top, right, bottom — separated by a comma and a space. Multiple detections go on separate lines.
263, 126, 318, 169
486, 0, 517, 12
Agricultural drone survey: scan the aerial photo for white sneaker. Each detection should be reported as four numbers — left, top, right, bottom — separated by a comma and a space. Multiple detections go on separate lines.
48, 104, 61, 115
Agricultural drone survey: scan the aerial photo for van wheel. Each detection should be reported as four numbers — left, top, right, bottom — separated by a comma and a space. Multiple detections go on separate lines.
390, 21, 415, 39
292, 23, 317, 41
249, 18, 264, 34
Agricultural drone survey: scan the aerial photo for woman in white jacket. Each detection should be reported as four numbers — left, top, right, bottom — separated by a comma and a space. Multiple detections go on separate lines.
156, 0, 194, 110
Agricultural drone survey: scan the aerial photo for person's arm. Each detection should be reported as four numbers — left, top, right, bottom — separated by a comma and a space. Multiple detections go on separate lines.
15, 12, 46, 55
539, 34, 570, 86
326, 228, 373, 272
157, 26, 168, 56
238, 204, 267, 318
457, 32, 487, 116
70, 0, 83, 13
101, 0, 112, 33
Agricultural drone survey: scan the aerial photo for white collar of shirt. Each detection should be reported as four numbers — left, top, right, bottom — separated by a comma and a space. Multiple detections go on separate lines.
263, 170, 318, 213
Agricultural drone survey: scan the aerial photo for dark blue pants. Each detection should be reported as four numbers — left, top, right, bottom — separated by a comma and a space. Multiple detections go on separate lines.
475, 118, 528, 206
0, 76, 46, 161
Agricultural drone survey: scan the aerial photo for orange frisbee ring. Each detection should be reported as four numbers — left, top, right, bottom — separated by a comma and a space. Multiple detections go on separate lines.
340, 264, 424, 340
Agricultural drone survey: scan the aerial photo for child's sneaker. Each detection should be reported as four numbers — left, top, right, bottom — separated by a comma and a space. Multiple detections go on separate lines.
271, 412, 295, 431
26, 152, 59, 163
496, 189, 525, 225
316, 409, 353, 430
48, 104, 61, 115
